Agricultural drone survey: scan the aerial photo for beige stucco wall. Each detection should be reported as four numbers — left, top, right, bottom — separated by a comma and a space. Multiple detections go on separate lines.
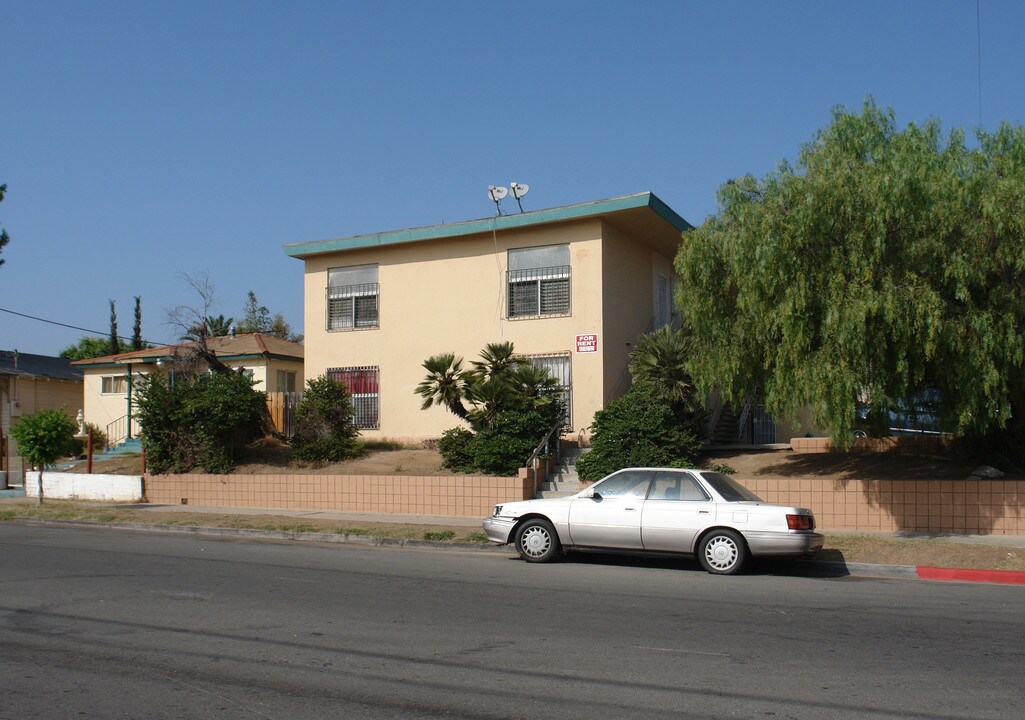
81, 367, 133, 438
301, 217, 678, 441
599, 220, 677, 405
2, 376, 83, 463
1, 376, 82, 420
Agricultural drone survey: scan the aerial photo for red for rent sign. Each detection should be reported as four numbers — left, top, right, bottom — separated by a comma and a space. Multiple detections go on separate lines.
575, 334, 598, 353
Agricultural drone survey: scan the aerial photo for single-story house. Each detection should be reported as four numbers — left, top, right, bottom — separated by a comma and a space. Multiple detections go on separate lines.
1, 350, 84, 482
72, 333, 304, 446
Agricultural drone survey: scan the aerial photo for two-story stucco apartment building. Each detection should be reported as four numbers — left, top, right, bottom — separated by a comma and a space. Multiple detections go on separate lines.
285, 192, 692, 443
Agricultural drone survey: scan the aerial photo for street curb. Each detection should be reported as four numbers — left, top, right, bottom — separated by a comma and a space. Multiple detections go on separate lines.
13, 518, 505, 553
916, 566, 1025, 585
793, 559, 919, 580
10, 518, 1025, 585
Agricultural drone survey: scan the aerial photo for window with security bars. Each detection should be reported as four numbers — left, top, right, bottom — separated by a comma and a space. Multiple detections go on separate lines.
327, 265, 379, 330
327, 366, 380, 429
522, 353, 572, 428
507, 245, 571, 318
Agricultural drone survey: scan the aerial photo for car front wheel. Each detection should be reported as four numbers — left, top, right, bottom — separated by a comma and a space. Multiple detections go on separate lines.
515, 518, 560, 563
698, 529, 748, 575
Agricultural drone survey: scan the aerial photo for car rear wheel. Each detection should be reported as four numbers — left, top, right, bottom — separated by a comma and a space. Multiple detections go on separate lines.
515, 518, 560, 563
698, 529, 748, 575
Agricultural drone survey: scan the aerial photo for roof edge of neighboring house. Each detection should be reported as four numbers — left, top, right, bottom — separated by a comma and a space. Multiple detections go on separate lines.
70, 333, 303, 367
282, 191, 692, 259
0, 349, 83, 381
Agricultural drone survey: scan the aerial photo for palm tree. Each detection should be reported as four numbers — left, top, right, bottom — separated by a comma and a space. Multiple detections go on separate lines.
628, 327, 700, 409
509, 363, 561, 406
416, 353, 469, 420
205, 314, 235, 337
467, 341, 518, 382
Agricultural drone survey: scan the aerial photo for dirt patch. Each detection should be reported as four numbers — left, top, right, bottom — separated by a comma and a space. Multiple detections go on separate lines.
59, 442, 458, 477
699, 448, 1021, 481
63, 445, 1020, 482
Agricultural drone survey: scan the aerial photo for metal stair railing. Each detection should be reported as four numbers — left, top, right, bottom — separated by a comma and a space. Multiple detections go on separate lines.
524, 422, 562, 497
105, 415, 129, 449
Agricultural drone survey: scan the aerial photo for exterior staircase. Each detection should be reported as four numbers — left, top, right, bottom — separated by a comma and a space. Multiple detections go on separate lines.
538, 444, 590, 498
710, 406, 740, 445
98, 437, 143, 458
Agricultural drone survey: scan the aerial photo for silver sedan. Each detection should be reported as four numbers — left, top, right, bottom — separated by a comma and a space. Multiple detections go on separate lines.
483, 467, 824, 575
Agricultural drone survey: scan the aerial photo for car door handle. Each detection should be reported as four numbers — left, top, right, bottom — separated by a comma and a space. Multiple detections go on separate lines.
625, 507, 636, 511
698, 510, 710, 514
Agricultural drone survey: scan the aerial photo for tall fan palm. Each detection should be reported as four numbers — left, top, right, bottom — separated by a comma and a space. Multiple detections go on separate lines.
416, 353, 469, 420
628, 327, 700, 409
468, 341, 518, 382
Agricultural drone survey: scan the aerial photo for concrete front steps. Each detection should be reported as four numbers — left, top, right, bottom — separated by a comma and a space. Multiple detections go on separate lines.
538, 445, 590, 498
99, 438, 143, 458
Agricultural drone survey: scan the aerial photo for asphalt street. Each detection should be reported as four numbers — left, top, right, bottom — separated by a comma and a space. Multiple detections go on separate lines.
1, 523, 1023, 719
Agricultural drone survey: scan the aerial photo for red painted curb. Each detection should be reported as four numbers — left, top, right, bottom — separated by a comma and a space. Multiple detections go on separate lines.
916, 566, 1025, 585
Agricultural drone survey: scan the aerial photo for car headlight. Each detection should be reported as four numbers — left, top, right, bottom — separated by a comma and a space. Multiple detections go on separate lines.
492, 505, 503, 517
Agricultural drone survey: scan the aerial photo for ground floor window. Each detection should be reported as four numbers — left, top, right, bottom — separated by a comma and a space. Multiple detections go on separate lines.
101, 375, 128, 394
276, 370, 297, 393
520, 352, 572, 427
327, 366, 380, 430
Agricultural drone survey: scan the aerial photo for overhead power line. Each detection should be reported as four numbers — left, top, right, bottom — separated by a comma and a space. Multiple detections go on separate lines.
0, 305, 161, 346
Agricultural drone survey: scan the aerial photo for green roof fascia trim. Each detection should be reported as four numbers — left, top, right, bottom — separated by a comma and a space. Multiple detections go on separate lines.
283, 192, 692, 258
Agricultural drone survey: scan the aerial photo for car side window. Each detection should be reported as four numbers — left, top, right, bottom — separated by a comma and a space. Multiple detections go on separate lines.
593, 470, 654, 498
648, 472, 710, 502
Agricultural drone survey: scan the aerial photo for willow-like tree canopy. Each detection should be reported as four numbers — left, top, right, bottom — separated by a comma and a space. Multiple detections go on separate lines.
676, 101, 1025, 456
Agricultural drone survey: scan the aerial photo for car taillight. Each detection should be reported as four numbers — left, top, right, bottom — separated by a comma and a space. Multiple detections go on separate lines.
787, 514, 814, 531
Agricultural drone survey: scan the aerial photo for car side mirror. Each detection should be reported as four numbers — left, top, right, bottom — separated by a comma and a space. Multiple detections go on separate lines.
579, 487, 598, 499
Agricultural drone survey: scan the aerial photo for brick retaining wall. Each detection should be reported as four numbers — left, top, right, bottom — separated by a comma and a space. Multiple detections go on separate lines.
742, 476, 1025, 534
143, 473, 533, 518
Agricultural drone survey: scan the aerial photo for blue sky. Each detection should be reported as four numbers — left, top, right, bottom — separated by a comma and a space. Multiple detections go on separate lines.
2, 0, 1023, 355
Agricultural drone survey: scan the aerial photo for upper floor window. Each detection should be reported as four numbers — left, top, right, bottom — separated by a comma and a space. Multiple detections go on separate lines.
101, 375, 128, 395
507, 245, 570, 318
655, 272, 681, 329
327, 264, 379, 330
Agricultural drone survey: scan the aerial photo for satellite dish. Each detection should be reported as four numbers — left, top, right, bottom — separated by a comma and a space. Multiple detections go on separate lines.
510, 182, 529, 212
488, 185, 507, 215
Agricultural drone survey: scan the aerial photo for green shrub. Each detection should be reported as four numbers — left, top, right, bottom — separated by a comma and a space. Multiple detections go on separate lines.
291, 376, 361, 463
471, 407, 557, 476
134, 370, 265, 474
437, 402, 562, 476
437, 427, 476, 472
10, 408, 79, 469
71, 422, 107, 455
576, 386, 701, 481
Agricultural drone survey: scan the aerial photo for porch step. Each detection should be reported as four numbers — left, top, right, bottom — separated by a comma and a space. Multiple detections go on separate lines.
539, 446, 590, 498
99, 438, 143, 457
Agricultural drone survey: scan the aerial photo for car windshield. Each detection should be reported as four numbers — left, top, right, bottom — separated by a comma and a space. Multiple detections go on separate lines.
700, 472, 763, 503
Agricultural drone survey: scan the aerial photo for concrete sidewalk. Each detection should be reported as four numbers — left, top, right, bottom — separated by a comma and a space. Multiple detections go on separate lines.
132, 503, 1025, 547
131, 503, 486, 527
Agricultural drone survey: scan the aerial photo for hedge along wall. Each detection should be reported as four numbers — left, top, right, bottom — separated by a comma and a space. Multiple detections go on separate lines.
142, 472, 534, 518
